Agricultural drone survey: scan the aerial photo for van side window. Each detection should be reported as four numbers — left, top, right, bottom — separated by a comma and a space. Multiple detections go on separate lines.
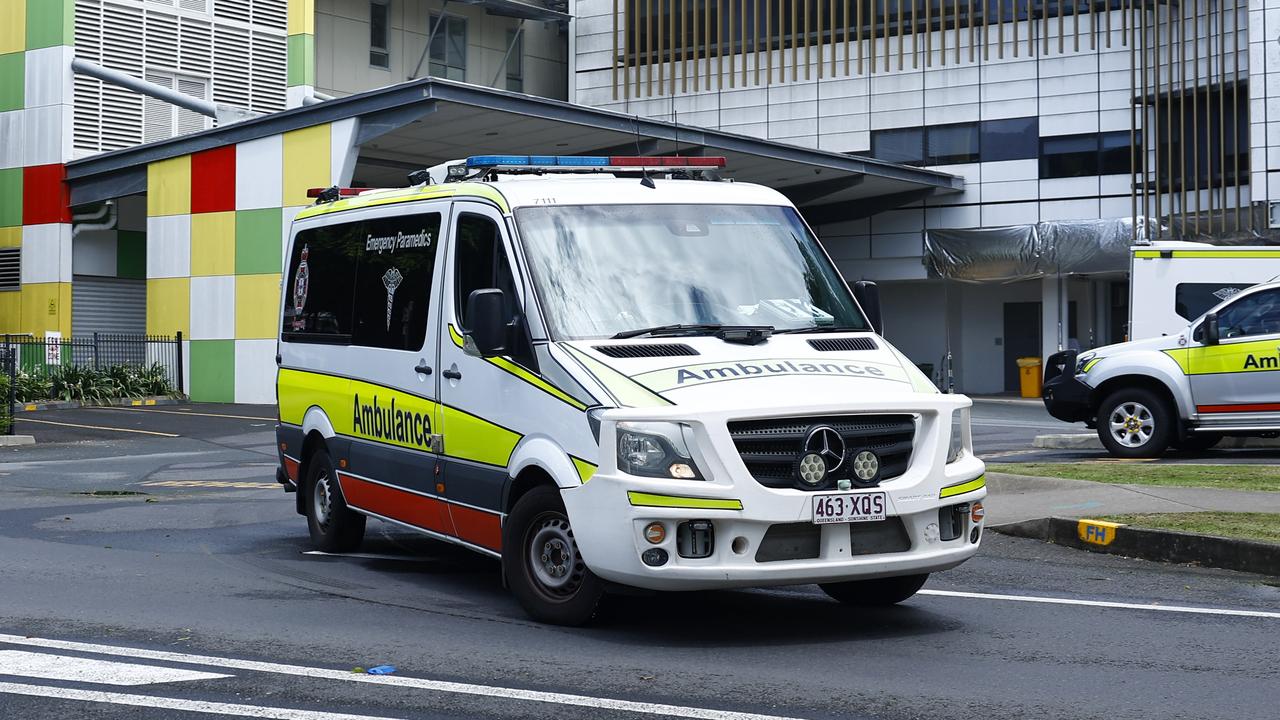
454, 213, 530, 363
283, 212, 442, 350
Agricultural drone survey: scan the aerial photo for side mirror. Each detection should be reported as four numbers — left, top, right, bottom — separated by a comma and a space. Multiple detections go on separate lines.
853, 280, 883, 335
1203, 312, 1220, 346
464, 288, 508, 357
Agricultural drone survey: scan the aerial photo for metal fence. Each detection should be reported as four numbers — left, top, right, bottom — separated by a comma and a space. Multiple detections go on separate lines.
1, 347, 14, 435
1, 333, 185, 407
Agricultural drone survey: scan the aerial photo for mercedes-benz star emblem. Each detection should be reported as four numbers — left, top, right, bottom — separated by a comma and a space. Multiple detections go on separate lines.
799, 426, 845, 486
852, 450, 880, 482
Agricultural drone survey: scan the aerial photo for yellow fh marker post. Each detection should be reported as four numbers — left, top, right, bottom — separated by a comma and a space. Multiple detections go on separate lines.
1077, 519, 1123, 546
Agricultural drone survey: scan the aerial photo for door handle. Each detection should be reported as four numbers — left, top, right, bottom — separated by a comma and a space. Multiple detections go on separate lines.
442, 368, 462, 380
414, 362, 432, 375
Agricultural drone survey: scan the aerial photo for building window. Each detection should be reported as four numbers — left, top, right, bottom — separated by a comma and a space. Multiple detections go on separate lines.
505, 29, 523, 92
0, 248, 19, 291
980, 117, 1039, 163
429, 14, 466, 81
1039, 131, 1139, 179
1161, 82, 1250, 191
370, 0, 390, 68
926, 122, 980, 166
871, 127, 924, 166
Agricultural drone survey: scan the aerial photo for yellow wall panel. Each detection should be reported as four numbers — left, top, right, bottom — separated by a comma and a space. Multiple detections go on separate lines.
147, 155, 192, 217
0, 0, 25, 54
287, 0, 315, 35
147, 277, 191, 336
235, 273, 281, 339
18, 282, 71, 336
282, 124, 330, 208
0, 225, 20, 247
190, 211, 236, 276
0, 288, 20, 333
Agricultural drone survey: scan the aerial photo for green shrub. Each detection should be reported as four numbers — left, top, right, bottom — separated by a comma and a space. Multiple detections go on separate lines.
14, 372, 52, 403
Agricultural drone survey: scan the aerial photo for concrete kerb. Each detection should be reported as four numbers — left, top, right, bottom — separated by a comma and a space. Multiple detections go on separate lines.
0, 435, 35, 446
13, 396, 186, 413
993, 516, 1280, 577
1034, 433, 1280, 450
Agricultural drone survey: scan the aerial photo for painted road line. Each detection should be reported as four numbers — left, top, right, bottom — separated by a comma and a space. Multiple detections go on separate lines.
0, 650, 231, 686
0, 682, 404, 720
0, 634, 811, 720
142, 480, 278, 489
303, 551, 437, 562
15, 418, 180, 438
89, 407, 276, 421
918, 589, 1280, 619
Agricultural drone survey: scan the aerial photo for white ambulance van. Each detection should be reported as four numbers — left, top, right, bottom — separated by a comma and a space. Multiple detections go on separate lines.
274, 155, 986, 625
1129, 241, 1280, 339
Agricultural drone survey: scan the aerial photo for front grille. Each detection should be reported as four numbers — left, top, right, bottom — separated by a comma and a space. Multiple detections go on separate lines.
807, 337, 878, 352
727, 414, 915, 491
754, 518, 911, 562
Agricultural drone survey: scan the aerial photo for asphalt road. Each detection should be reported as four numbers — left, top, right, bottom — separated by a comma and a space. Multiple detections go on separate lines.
0, 404, 1277, 719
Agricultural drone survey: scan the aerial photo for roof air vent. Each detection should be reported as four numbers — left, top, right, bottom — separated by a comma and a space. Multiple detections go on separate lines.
807, 337, 878, 352
593, 344, 699, 359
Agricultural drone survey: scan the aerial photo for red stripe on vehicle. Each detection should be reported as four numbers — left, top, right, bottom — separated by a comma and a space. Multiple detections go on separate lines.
448, 504, 503, 552
1197, 403, 1280, 413
281, 457, 300, 483
336, 473, 454, 537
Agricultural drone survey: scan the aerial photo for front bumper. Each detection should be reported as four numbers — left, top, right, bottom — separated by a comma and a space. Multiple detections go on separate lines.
563, 398, 987, 592
1042, 350, 1093, 423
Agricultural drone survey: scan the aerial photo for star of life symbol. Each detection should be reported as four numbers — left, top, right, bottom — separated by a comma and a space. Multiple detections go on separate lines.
382, 267, 404, 330
1213, 287, 1243, 301
291, 245, 310, 331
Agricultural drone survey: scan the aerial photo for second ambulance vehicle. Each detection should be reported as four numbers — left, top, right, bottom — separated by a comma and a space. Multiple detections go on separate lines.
275, 156, 986, 625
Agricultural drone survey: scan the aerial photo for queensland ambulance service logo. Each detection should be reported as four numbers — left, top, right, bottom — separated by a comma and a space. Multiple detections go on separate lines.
291, 245, 310, 331
381, 267, 404, 330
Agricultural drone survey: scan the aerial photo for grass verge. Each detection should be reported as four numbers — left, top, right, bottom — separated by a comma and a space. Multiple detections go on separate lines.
1096, 512, 1280, 545
990, 462, 1280, 492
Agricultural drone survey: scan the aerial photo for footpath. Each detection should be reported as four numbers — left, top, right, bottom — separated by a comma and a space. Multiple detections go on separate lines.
986, 472, 1280, 576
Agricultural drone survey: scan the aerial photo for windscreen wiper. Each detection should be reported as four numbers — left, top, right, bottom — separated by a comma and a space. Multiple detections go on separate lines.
612, 324, 774, 344
774, 325, 867, 334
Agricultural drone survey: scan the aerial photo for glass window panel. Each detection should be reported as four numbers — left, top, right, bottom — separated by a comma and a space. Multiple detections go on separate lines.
926, 123, 980, 165
370, 1, 388, 50
349, 213, 442, 351
871, 127, 925, 165
1097, 131, 1132, 176
980, 117, 1039, 163
1039, 134, 1100, 179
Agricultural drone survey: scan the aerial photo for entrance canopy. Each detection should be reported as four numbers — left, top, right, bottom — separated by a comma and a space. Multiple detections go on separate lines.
66, 78, 962, 219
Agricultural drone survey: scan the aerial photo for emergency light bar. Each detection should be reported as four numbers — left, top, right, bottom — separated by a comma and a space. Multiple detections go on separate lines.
464, 155, 727, 170
306, 186, 366, 200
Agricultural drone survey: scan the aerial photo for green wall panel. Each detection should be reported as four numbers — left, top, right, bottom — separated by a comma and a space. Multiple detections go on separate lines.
25, 0, 73, 50
287, 33, 315, 87
0, 52, 24, 112
0, 167, 22, 227
235, 208, 283, 275
188, 339, 235, 403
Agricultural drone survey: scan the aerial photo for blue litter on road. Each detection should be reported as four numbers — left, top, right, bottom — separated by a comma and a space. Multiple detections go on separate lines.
366, 665, 396, 675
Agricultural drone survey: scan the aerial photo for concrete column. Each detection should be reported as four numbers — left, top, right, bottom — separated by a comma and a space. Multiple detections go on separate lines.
1041, 275, 1067, 363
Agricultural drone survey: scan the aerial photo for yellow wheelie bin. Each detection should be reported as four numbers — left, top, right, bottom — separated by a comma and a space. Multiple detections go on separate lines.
1016, 357, 1042, 398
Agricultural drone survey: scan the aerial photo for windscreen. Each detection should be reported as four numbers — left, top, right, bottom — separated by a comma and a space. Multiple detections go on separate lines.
515, 203, 867, 340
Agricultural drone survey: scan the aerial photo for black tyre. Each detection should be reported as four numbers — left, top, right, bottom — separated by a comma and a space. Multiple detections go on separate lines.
503, 485, 604, 626
304, 448, 365, 553
1096, 388, 1174, 458
1173, 433, 1223, 452
819, 573, 929, 606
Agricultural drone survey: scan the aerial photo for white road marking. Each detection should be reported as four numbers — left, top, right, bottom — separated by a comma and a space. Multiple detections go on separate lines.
0, 634, 809, 720
918, 589, 1280, 619
0, 650, 231, 686
16, 417, 180, 437
0, 681, 405, 720
88, 407, 274, 422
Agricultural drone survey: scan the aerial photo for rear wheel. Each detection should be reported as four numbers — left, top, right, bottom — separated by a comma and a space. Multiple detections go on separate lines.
1097, 388, 1174, 458
304, 449, 365, 553
503, 485, 604, 626
819, 574, 929, 606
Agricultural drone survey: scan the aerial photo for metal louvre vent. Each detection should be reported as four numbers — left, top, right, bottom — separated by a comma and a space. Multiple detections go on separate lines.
592, 344, 698, 359
0, 248, 19, 290
807, 337, 878, 352
727, 414, 915, 491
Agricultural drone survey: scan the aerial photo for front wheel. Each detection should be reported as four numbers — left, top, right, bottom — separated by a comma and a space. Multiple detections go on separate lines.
503, 485, 604, 626
1097, 388, 1174, 458
819, 573, 929, 606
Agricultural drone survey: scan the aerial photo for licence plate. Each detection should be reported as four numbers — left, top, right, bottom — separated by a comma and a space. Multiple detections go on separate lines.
812, 492, 887, 525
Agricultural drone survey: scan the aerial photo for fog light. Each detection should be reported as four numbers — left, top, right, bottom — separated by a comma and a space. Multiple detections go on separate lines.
641, 548, 669, 566
971, 502, 985, 524
923, 522, 940, 543
669, 463, 696, 479
970, 527, 981, 544
644, 522, 666, 544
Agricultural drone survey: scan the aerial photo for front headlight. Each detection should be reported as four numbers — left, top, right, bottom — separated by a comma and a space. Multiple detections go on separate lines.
617, 421, 704, 480
1075, 351, 1097, 375
946, 409, 970, 464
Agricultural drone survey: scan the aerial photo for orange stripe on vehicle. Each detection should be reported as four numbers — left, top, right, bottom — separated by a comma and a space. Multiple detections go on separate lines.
336, 473, 454, 537
448, 504, 503, 552
1197, 402, 1280, 413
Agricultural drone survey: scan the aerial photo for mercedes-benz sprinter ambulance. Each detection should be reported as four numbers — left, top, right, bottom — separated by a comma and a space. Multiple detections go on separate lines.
274, 156, 986, 625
